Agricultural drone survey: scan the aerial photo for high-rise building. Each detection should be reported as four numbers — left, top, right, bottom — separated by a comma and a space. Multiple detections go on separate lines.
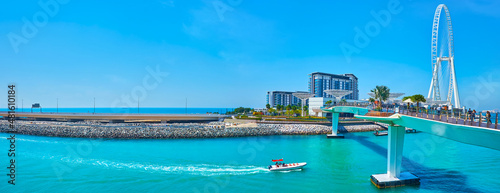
266, 91, 302, 107
308, 72, 359, 100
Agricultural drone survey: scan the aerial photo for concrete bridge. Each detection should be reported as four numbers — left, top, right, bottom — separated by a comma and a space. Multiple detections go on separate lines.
322, 106, 500, 188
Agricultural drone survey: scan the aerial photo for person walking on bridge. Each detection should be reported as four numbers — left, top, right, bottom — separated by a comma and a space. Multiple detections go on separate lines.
486, 111, 492, 124
468, 108, 473, 121
472, 109, 477, 123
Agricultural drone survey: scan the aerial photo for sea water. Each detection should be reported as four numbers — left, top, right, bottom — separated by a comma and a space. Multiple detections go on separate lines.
1, 132, 499, 192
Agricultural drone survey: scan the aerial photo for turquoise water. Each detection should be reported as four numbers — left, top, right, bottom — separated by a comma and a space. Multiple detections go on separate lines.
0, 107, 232, 114
1, 132, 499, 192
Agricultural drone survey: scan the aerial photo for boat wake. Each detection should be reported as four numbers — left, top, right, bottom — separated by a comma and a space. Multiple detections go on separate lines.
38, 155, 269, 176
276, 169, 303, 173
16, 138, 61, 144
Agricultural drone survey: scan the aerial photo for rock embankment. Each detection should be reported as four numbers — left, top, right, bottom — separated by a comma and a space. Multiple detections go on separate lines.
0, 120, 383, 139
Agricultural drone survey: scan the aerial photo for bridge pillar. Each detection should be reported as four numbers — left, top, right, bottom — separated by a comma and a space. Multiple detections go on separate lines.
370, 125, 420, 188
327, 112, 344, 138
387, 125, 405, 177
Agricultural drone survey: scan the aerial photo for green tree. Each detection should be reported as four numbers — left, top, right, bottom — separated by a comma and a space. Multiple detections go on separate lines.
268, 108, 276, 115
368, 98, 375, 107
325, 100, 332, 106
291, 105, 298, 111
411, 94, 426, 109
286, 105, 292, 111
371, 85, 390, 108
340, 99, 347, 105
276, 104, 283, 115
266, 104, 271, 109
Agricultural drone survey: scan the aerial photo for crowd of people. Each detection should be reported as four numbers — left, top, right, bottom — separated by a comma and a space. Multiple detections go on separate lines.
466, 108, 493, 124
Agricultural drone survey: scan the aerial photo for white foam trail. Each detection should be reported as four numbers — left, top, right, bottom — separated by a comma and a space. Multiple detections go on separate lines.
40, 155, 269, 176
16, 137, 102, 146
277, 169, 302, 173
16, 138, 61, 144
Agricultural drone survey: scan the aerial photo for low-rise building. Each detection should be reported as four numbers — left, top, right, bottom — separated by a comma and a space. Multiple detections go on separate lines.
308, 97, 368, 117
266, 91, 304, 107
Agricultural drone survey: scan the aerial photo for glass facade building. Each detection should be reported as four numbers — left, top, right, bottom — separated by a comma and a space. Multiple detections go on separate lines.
308, 72, 359, 100
266, 91, 302, 107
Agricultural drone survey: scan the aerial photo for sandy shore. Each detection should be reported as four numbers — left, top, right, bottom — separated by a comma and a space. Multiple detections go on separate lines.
0, 120, 383, 139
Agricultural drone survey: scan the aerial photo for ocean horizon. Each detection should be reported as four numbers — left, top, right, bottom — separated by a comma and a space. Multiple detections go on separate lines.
0, 107, 234, 114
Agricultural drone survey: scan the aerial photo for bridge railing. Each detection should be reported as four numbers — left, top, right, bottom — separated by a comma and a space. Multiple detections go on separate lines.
399, 107, 498, 129
323, 104, 499, 129
324, 103, 370, 108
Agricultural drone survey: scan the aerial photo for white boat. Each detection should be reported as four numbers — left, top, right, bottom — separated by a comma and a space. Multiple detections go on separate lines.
268, 159, 307, 171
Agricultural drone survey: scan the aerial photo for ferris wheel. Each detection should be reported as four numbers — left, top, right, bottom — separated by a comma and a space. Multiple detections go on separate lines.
427, 4, 461, 108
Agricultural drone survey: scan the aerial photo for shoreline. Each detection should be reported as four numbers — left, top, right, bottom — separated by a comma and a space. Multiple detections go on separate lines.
0, 120, 384, 139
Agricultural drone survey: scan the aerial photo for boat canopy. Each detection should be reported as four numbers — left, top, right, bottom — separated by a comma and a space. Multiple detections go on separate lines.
272, 159, 283, 162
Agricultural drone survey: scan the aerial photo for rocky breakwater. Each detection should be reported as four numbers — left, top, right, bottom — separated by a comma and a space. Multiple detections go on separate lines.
338, 123, 385, 133
0, 120, 383, 139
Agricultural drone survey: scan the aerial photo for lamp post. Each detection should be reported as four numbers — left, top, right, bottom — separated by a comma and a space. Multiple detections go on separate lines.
292, 92, 315, 117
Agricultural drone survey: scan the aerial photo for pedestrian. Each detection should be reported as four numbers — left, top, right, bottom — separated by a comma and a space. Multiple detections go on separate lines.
437, 106, 441, 116
468, 108, 473, 121
486, 111, 492, 124
472, 109, 476, 122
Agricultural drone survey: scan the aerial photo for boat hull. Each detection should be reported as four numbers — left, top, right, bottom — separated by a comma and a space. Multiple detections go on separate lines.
269, 162, 307, 171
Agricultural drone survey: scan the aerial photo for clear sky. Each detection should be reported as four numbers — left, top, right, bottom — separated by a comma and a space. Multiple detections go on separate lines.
1, 0, 499, 110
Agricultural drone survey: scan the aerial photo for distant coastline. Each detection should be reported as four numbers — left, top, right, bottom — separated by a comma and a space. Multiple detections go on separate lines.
0, 107, 233, 115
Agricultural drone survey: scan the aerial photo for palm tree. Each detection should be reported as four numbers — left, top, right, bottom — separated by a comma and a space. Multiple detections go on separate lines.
368, 98, 376, 107
411, 94, 426, 110
371, 85, 390, 109
340, 99, 347, 105
266, 104, 271, 109
325, 100, 332, 107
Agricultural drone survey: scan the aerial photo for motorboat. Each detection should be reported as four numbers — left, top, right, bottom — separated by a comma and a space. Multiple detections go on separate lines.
374, 130, 388, 136
268, 159, 307, 171
374, 129, 420, 136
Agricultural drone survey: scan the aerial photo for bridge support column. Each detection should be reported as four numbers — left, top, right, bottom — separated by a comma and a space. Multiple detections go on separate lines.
387, 125, 405, 177
327, 112, 344, 138
370, 125, 420, 188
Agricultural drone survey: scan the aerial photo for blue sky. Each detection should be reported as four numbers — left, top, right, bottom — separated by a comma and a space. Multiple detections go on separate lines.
1, 0, 499, 110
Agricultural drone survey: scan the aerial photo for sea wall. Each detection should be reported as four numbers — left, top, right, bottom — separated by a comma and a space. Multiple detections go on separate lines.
0, 121, 384, 139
